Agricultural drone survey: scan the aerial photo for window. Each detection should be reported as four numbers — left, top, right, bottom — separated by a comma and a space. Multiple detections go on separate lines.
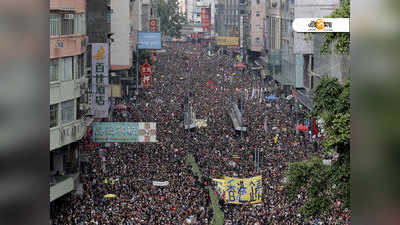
256, 0, 260, 4
61, 14, 74, 35
50, 104, 58, 128
256, 13, 260, 17
62, 57, 74, 81
62, 100, 75, 123
50, 59, 59, 82
74, 13, 86, 34
49, 14, 61, 36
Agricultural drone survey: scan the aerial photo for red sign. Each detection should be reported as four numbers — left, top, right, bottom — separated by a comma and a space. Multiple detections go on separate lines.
190, 33, 204, 39
139, 59, 154, 87
201, 8, 211, 30
149, 19, 159, 32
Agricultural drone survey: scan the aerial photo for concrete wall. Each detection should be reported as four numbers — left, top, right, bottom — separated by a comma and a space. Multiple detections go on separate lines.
312, 33, 350, 83
50, 0, 86, 13
110, 0, 132, 69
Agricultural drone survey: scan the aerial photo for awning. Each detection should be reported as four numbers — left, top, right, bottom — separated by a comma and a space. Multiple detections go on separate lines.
292, 90, 314, 110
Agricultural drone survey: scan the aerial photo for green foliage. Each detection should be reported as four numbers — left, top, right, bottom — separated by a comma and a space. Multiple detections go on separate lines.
285, 77, 350, 217
158, 0, 187, 38
320, 0, 350, 55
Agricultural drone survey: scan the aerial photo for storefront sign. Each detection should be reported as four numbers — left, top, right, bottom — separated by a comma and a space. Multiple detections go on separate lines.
91, 43, 109, 118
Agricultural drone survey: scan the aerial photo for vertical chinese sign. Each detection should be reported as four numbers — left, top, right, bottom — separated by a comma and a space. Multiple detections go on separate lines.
91, 43, 109, 118
201, 8, 211, 31
139, 59, 153, 88
149, 19, 159, 32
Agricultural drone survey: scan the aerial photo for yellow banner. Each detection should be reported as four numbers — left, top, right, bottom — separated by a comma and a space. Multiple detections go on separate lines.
108, 85, 121, 97
223, 176, 262, 204
216, 36, 239, 46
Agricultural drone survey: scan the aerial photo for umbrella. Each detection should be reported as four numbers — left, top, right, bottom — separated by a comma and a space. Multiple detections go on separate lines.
234, 62, 247, 68
298, 124, 308, 132
104, 194, 117, 198
266, 95, 278, 101
114, 104, 127, 110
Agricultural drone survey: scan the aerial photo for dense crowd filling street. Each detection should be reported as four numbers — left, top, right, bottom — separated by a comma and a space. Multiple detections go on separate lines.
50, 42, 350, 225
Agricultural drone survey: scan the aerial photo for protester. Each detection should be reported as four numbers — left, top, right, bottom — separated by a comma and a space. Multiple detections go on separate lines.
51, 41, 350, 225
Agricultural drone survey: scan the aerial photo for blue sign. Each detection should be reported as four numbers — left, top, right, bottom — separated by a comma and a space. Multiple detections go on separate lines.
138, 32, 162, 49
92, 122, 139, 142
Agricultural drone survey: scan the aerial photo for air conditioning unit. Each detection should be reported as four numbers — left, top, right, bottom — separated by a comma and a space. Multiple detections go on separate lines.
64, 14, 74, 20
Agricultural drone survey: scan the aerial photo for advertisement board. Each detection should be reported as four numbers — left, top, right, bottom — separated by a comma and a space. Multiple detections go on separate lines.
138, 32, 162, 49
91, 43, 110, 118
216, 36, 239, 46
92, 122, 157, 143
201, 8, 211, 31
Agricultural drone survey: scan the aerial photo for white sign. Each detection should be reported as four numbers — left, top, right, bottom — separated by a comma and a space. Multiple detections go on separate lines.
152, 181, 169, 186
91, 43, 110, 118
292, 18, 349, 32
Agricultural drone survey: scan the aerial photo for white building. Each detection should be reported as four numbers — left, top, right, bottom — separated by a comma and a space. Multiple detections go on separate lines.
49, 0, 91, 202
110, 0, 133, 72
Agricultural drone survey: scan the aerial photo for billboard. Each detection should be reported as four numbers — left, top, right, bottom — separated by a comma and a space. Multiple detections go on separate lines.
138, 32, 162, 49
91, 43, 110, 118
216, 36, 239, 46
92, 122, 157, 143
201, 8, 211, 31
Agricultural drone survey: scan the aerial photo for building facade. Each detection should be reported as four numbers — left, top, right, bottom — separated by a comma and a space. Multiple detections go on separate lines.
249, 0, 266, 52
49, 0, 90, 202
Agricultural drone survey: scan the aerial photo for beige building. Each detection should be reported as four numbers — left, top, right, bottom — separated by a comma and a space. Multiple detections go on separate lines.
49, 0, 91, 202
249, 0, 266, 52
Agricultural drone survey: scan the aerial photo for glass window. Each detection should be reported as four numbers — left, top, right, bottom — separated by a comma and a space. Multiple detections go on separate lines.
50, 59, 59, 82
62, 100, 75, 123
49, 14, 61, 36
62, 57, 73, 81
61, 14, 74, 35
50, 104, 58, 128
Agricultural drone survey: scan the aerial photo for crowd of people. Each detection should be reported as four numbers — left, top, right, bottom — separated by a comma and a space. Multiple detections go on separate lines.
50, 41, 350, 224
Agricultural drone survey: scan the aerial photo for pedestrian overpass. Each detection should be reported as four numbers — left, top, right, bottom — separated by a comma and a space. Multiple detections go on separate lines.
229, 103, 247, 132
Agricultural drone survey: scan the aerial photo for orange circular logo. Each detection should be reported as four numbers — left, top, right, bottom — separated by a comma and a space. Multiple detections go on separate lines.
315, 19, 325, 30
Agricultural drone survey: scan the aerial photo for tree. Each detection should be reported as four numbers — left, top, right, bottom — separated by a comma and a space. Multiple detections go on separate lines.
158, 0, 187, 38
320, 0, 350, 55
285, 77, 350, 217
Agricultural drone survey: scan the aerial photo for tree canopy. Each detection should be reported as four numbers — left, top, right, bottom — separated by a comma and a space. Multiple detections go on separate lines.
158, 0, 187, 38
284, 77, 350, 217
320, 0, 350, 55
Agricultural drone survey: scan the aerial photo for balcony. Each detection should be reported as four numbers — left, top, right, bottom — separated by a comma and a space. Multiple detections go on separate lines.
50, 176, 74, 202
50, 0, 86, 13
50, 119, 88, 151
50, 35, 88, 59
